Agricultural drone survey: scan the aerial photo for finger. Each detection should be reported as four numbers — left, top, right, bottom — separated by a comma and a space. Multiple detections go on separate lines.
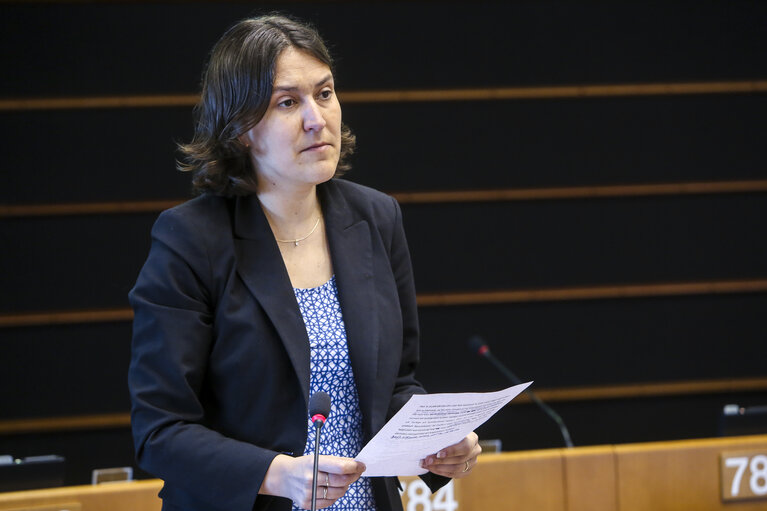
318, 470, 360, 489
421, 438, 481, 468
421, 451, 479, 471
302, 481, 351, 510
314, 463, 365, 491
428, 457, 477, 479
324, 482, 353, 500
318, 456, 366, 475
428, 432, 478, 462
312, 479, 359, 509
439, 432, 479, 457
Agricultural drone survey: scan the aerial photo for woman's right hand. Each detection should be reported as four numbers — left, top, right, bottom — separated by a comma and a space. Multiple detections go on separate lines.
260, 454, 366, 509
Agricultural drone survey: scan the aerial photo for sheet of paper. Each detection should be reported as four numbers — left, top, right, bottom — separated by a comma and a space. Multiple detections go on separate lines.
355, 382, 532, 476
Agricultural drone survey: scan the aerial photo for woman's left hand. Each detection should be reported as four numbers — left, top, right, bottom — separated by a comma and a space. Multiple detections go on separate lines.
420, 431, 481, 478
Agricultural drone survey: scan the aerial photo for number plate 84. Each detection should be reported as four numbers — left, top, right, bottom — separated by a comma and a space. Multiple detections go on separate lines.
400, 478, 458, 511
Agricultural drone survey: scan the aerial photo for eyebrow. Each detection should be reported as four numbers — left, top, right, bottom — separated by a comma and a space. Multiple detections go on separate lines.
273, 74, 334, 93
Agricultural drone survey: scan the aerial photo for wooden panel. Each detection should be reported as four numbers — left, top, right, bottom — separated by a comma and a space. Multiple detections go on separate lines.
456, 450, 565, 511
0, 309, 134, 328
416, 280, 767, 307
393, 180, 767, 204
564, 445, 617, 511
615, 435, 767, 511
0, 480, 161, 511
0, 414, 131, 435
2, 81, 766, 111
0, 504, 80, 511
339, 81, 767, 103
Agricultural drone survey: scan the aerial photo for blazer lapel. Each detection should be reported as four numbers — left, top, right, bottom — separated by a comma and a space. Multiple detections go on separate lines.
320, 183, 379, 439
232, 194, 311, 408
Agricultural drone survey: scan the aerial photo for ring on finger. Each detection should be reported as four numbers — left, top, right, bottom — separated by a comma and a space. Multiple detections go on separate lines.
463, 460, 470, 472
326, 472, 330, 487
323, 485, 328, 499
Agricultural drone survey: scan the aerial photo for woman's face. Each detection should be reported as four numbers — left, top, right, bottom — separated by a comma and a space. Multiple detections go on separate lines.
241, 47, 342, 194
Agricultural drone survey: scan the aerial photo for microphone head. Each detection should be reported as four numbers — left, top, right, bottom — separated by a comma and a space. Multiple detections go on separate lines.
309, 391, 331, 423
468, 335, 490, 356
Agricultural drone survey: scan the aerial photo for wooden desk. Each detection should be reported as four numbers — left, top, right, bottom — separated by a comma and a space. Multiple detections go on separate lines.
405, 435, 767, 511
464, 435, 767, 511
615, 435, 767, 511
0, 480, 161, 511
3, 436, 766, 511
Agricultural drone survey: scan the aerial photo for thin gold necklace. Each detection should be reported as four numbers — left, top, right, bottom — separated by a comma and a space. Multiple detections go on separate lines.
274, 217, 321, 247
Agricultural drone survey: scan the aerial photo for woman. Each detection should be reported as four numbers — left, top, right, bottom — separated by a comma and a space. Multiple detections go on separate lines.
128, 14, 480, 511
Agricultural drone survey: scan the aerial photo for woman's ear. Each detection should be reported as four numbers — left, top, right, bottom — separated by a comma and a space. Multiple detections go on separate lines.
238, 133, 251, 149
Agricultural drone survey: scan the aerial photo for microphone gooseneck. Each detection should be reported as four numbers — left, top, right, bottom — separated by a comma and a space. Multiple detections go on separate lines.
309, 391, 331, 511
469, 335, 574, 448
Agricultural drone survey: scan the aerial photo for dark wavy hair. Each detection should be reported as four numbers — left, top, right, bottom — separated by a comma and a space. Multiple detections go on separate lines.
178, 14, 356, 196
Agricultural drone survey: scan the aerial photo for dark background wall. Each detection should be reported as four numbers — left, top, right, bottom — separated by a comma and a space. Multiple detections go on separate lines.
1, 0, 766, 485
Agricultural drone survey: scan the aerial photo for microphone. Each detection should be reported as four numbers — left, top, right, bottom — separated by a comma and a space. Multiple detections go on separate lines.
468, 336, 574, 448
309, 391, 331, 511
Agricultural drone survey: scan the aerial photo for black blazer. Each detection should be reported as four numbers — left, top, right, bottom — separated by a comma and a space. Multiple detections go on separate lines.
129, 179, 446, 511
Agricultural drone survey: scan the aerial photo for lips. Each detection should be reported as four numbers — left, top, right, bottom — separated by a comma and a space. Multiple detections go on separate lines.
301, 142, 331, 152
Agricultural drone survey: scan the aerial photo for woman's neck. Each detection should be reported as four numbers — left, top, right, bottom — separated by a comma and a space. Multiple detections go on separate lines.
257, 185, 322, 239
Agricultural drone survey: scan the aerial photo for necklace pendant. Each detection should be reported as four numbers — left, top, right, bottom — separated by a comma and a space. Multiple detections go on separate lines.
274, 217, 320, 246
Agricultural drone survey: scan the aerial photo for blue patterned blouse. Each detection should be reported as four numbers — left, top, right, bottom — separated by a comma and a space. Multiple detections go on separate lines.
291, 276, 376, 511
